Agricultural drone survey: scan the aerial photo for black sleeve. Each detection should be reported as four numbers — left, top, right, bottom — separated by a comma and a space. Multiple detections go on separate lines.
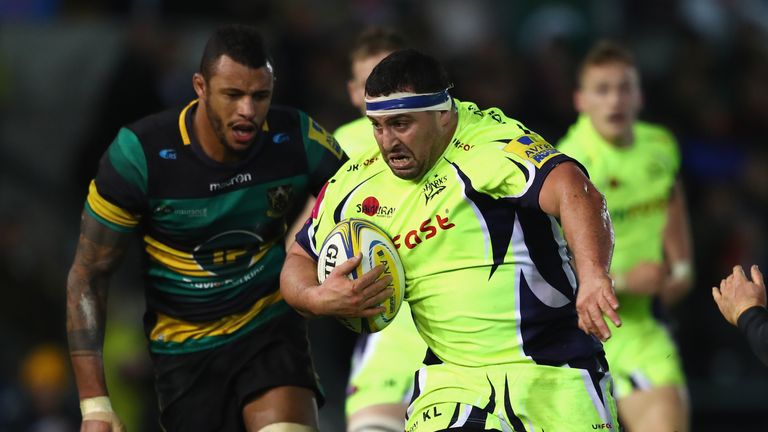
737, 306, 768, 366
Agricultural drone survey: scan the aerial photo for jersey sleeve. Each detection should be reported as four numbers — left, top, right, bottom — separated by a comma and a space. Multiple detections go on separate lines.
84, 127, 148, 232
294, 178, 340, 261
737, 306, 768, 366
466, 129, 586, 211
299, 112, 347, 196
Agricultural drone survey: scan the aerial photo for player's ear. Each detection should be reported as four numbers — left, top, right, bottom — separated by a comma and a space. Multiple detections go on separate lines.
574, 89, 585, 113
193, 73, 206, 100
438, 109, 452, 128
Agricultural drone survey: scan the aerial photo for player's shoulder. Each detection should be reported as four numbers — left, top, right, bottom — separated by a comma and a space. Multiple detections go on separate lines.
124, 103, 188, 151
334, 116, 369, 137
454, 101, 537, 153
453, 101, 557, 167
334, 117, 376, 160
265, 104, 304, 129
635, 120, 678, 153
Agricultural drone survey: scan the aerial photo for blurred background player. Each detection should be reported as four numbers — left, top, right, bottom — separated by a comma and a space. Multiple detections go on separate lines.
65, 24, 344, 432
713, 265, 768, 366
333, 28, 429, 432
558, 40, 693, 431
335, 27, 407, 160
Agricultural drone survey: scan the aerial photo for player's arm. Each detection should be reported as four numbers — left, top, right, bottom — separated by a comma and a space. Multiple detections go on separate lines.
67, 211, 129, 431
284, 196, 316, 250
713, 265, 768, 365
280, 241, 392, 319
539, 161, 621, 341
660, 179, 694, 305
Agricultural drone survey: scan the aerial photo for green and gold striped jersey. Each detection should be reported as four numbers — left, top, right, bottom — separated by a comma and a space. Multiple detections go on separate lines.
86, 100, 344, 354
297, 100, 602, 367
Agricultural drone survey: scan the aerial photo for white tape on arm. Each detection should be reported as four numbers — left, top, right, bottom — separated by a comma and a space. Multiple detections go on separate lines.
80, 396, 126, 432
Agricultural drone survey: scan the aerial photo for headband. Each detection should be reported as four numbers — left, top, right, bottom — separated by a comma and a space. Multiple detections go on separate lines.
365, 88, 453, 116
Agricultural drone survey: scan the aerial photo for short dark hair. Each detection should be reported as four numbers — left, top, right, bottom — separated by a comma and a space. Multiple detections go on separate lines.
578, 40, 635, 86
349, 27, 407, 64
365, 49, 451, 97
199, 24, 273, 80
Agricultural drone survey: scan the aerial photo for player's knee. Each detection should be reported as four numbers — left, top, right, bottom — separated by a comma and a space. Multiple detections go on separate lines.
348, 415, 405, 432
258, 422, 317, 432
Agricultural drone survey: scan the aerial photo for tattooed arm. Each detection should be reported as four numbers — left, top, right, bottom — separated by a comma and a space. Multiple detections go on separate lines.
66, 211, 130, 400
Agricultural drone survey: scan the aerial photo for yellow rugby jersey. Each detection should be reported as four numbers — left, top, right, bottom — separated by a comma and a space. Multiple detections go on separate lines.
334, 116, 375, 161
297, 100, 602, 367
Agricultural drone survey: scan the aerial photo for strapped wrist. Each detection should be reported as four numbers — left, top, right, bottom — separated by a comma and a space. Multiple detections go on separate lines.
671, 261, 693, 281
80, 396, 113, 416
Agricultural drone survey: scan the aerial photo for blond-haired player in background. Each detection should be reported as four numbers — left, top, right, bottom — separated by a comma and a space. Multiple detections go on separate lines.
558, 40, 693, 431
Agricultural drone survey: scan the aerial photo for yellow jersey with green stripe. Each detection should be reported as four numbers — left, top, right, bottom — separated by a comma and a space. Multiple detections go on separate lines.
297, 100, 602, 367
86, 100, 345, 354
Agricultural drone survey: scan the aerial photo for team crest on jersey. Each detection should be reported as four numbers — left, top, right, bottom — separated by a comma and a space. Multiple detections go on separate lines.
422, 174, 448, 204
503, 133, 559, 168
266, 184, 294, 217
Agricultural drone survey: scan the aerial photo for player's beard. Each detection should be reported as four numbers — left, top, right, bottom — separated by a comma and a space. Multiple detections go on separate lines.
204, 99, 257, 156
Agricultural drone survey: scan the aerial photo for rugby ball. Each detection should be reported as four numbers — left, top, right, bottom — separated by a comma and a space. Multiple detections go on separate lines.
316, 218, 406, 333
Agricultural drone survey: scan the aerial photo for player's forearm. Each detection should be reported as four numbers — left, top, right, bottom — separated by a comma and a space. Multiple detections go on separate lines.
560, 182, 614, 281
280, 245, 321, 318
661, 181, 694, 304
66, 266, 109, 398
67, 214, 127, 399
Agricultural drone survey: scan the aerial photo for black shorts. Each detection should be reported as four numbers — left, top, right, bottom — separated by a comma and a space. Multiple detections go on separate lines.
150, 309, 324, 432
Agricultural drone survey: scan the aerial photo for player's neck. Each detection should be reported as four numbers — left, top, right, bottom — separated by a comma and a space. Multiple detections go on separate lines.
193, 103, 240, 163
603, 129, 634, 149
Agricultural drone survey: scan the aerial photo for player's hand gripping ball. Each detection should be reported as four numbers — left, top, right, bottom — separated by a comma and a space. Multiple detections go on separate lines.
317, 218, 406, 333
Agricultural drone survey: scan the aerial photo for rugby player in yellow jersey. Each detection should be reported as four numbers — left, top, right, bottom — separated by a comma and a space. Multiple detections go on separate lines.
558, 40, 693, 432
334, 28, 428, 432
282, 49, 622, 431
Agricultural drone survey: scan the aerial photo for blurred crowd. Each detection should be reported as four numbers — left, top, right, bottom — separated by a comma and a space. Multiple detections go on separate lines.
1, 0, 767, 430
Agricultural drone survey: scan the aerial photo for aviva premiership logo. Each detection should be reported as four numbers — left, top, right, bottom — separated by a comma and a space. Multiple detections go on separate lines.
503, 133, 559, 168
266, 184, 294, 217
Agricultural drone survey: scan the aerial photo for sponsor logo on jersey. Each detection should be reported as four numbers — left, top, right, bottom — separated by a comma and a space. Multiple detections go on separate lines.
193, 230, 263, 276
393, 213, 455, 250
422, 174, 448, 204
503, 133, 559, 168
272, 132, 289, 144
209, 172, 253, 192
452, 139, 474, 152
356, 196, 396, 217
152, 205, 208, 217
266, 184, 294, 217
345, 156, 380, 172
592, 423, 614, 429
159, 149, 177, 160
